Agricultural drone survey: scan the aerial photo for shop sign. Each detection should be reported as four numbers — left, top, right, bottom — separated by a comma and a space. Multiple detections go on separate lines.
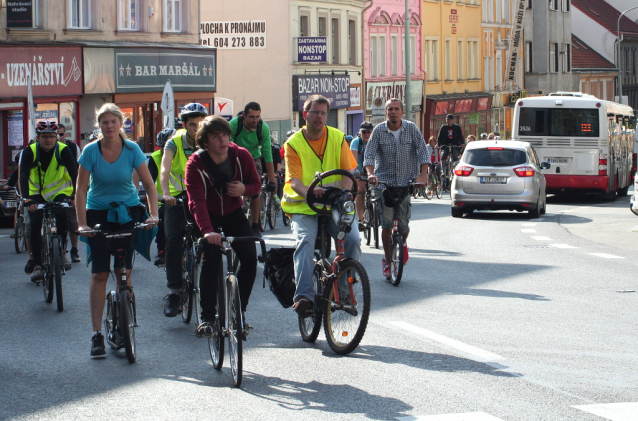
214, 97, 234, 121
350, 86, 361, 108
7, 110, 24, 147
365, 80, 424, 112
296, 37, 327, 63
372, 97, 385, 116
505, 107, 513, 132
200, 21, 267, 49
7, 0, 33, 28
0, 47, 83, 99
292, 75, 350, 111
468, 113, 480, 125
115, 48, 217, 93
506, 0, 526, 82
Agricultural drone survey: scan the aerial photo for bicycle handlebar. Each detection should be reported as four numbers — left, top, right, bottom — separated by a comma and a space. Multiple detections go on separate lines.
76, 222, 155, 237
196, 235, 268, 263
36, 201, 72, 210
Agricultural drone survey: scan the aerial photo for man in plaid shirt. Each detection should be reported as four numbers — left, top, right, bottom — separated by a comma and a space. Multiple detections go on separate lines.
364, 98, 430, 279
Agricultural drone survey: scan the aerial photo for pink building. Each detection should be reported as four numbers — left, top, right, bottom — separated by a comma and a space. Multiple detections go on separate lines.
364, 0, 423, 128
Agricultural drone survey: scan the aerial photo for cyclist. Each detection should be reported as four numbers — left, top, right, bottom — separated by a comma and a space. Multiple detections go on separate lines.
282, 94, 360, 315
426, 136, 442, 181
19, 120, 78, 283
350, 121, 374, 229
364, 98, 430, 279
230, 102, 277, 236
58, 123, 81, 267
185, 115, 261, 335
148, 127, 176, 266
160, 103, 207, 318
76, 103, 158, 359
436, 114, 464, 176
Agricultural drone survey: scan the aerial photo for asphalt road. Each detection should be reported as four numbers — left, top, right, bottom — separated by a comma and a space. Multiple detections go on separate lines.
1, 191, 637, 420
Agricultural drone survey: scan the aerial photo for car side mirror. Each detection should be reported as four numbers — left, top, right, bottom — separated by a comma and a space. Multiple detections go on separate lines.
540, 162, 551, 169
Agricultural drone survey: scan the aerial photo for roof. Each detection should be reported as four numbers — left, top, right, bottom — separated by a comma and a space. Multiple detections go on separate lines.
571, 35, 617, 70
572, 0, 638, 36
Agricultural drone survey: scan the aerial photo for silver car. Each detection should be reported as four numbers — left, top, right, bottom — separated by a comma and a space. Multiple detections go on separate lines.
450, 141, 550, 218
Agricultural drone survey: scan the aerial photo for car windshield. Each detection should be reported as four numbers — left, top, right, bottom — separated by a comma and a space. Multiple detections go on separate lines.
464, 149, 527, 167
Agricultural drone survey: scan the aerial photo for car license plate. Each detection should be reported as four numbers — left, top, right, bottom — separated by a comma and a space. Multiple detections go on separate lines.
548, 158, 569, 164
480, 177, 507, 184
4, 201, 16, 208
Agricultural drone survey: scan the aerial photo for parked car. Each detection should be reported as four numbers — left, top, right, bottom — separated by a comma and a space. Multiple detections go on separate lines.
450, 140, 550, 218
0, 187, 18, 218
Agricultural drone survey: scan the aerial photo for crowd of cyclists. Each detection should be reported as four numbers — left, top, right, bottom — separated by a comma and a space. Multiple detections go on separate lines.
3, 93, 509, 359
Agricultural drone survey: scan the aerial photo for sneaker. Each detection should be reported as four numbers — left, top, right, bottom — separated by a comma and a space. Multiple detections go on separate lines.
62, 252, 72, 271
153, 250, 165, 267
163, 293, 180, 317
403, 244, 409, 265
242, 311, 253, 341
382, 259, 390, 280
292, 298, 313, 316
358, 221, 364, 231
273, 195, 281, 205
91, 333, 107, 359
24, 259, 36, 275
196, 321, 213, 338
71, 248, 81, 263
31, 266, 44, 283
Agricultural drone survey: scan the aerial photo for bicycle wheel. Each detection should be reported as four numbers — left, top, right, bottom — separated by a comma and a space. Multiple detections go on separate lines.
51, 237, 64, 312
299, 262, 323, 342
372, 202, 380, 250
119, 289, 137, 363
323, 259, 371, 355
180, 243, 193, 324
390, 235, 404, 287
193, 253, 203, 326
268, 194, 278, 230
282, 212, 290, 226
41, 241, 54, 304
104, 291, 121, 350
362, 205, 371, 246
227, 275, 243, 388
14, 216, 26, 254
424, 177, 434, 200
436, 180, 443, 199
259, 192, 267, 232
209, 265, 224, 370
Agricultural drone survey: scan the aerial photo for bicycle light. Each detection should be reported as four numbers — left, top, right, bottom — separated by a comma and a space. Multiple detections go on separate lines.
344, 201, 355, 214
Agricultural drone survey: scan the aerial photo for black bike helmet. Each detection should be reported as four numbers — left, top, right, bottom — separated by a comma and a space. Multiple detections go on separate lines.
156, 128, 176, 148
36, 120, 60, 134
286, 130, 296, 138
180, 103, 208, 121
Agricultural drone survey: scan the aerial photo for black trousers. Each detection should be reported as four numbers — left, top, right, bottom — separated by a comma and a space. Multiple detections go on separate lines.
28, 195, 71, 266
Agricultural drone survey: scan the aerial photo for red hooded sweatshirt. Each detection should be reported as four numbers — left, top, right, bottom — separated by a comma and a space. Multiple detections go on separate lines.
185, 143, 261, 236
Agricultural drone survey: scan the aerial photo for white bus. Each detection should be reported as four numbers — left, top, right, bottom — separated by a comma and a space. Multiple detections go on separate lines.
512, 93, 636, 199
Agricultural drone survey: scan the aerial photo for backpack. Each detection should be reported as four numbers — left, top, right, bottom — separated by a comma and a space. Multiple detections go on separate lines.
234, 115, 263, 143
262, 247, 296, 308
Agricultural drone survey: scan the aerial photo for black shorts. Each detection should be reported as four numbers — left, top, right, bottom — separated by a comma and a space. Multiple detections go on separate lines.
86, 206, 145, 273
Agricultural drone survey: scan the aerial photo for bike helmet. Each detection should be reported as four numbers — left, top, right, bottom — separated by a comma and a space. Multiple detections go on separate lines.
36, 120, 59, 134
88, 129, 101, 143
345, 135, 354, 142
286, 130, 296, 138
156, 127, 176, 148
180, 103, 208, 120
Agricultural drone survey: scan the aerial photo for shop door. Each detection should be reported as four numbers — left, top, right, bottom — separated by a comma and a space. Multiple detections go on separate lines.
327, 109, 338, 128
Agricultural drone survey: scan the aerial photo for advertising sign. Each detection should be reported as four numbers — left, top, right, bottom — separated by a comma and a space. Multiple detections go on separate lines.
506, 0, 527, 82
0, 46, 83, 99
200, 21, 267, 49
292, 75, 350, 111
366, 80, 424, 111
115, 48, 217, 93
372, 97, 385, 116
161, 80, 175, 128
214, 97, 234, 121
7, 0, 33, 27
296, 37, 327, 63
468, 113, 480, 125
350, 86, 361, 108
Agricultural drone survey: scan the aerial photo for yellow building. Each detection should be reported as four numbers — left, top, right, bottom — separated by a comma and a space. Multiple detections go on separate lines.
421, 0, 492, 141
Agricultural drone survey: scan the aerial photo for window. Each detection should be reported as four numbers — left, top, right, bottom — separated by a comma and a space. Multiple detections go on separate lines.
119, 0, 138, 30
379, 36, 386, 76
457, 40, 464, 79
528, 0, 532, 8
562, 43, 571, 73
348, 19, 356, 65
467, 40, 479, 79
424, 38, 439, 81
300, 15, 309, 36
525, 42, 533, 72
496, 53, 502, 89
549, 0, 558, 11
561, 0, 569, 11
504, 0, 511, 23
370, 36, 378, 77
332, 18, 339, 64
549, 42, 558, 73
411, 35, 416, 75
518, 108, 600, 137
445, 39, 452, 80
164, 0, 181, 32
69, 0, 91, 29
318, 17, 326, 37
391, 35, 398, 76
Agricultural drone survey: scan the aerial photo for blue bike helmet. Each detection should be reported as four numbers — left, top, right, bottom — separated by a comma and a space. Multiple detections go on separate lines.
180, 103, 208, 121
345, 135, 354, 143
156, 128, 176, 148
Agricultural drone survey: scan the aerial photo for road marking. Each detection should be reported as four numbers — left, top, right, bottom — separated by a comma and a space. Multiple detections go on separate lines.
522, 223, 537, 227
572, 402, 638, 420
549, 244, 577, 249
0, 235, 7, 238
396, 413, 504, 421
387, 321, 504, 362
588, 253, 625, 259
530, 236, 552, 241
521, 229, 537, 233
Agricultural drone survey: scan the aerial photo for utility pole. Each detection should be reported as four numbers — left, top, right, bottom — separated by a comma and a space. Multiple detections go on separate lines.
405, 0, 412, 121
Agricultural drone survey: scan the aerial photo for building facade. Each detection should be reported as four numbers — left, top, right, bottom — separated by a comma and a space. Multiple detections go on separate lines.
364, 0, 423, 128
572, 35, 618, 101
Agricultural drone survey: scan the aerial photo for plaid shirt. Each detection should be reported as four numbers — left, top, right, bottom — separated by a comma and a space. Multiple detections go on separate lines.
363, 119, 430, 186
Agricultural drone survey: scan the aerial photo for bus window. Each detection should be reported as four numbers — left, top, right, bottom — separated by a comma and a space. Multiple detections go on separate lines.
518, 108, 599, 137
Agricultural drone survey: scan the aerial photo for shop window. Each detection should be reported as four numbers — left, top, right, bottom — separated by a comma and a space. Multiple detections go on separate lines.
119, 0, 139, 31
69, 0, 91, 29
164, 0, 182, 32
59, 102, 77, 144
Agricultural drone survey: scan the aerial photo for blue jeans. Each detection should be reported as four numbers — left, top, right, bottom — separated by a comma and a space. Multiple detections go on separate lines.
291, 213, 361, 303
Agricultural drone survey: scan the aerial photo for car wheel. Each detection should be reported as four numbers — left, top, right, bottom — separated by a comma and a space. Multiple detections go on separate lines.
540, 195, 547, 215
451, 207, 463, 218
529, 199, 541, 219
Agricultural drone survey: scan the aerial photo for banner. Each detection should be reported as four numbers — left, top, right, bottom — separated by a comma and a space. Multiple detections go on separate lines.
506, 0, 526, 82
27, 73, 36, 142
200, 21, 267, 49
292, 75, 350, 111
7, 0, 33, 27
296, 37, 327, 63
160, 80, 175, 129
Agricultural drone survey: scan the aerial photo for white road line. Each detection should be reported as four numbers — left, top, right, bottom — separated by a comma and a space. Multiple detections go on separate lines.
521, 229, 537, 233
549, 244, 577, 249
588, 253, 625, 259
572, 402, 638, 421
0, 235, 7, 238
521, 223, 537, 227
396, 413, 504, 421
387, 321, 504, 362
529, 218, 545, 222
530, 236, 552, 241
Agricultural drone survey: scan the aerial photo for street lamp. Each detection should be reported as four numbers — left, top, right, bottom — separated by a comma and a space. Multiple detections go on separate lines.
616, 6, 638, 105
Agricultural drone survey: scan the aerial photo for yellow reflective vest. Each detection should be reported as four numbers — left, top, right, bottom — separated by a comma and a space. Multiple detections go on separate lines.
282, 127, 345, 215
150, 149, 163, 198
28, 142, 73, 201
167, 129, 191, 197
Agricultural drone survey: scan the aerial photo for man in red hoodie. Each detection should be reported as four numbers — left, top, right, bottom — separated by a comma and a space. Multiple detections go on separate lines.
184, 115, 261, 336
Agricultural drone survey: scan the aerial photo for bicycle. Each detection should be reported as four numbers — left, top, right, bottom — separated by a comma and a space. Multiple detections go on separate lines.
201, 235, 267, 388
379, 182, 418, 286
86, 222, 154, 363
299, 169, 371, 355
264, 175, 281, 230
441, 145, 462, 192
14, 193, 27, 254
425, 164, 443, 200
37, 201, 72, 312
359, 175, 380, 249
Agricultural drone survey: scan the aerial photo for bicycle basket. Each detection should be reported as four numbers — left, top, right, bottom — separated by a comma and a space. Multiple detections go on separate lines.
263, 247, 296, 308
